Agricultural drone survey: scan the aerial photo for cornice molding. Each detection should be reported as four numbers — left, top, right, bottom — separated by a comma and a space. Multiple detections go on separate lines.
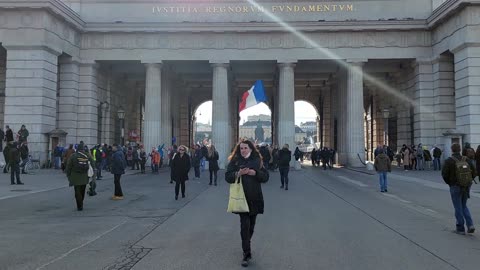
427, 0, 480, 28
84, 20, 428, 33
0, 0, 85, 30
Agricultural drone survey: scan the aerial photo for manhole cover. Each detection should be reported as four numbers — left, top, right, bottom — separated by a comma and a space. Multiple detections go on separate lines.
10, 189, 32, 192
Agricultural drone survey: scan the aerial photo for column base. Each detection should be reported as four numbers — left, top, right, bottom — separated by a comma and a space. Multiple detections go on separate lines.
337, 152, 348, 166
346, 153, 366, 168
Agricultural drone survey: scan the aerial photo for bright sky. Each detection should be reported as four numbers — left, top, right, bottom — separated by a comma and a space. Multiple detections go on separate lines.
195, 101, 317, 126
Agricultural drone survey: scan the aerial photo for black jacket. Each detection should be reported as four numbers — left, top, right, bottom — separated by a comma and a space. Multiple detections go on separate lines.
442, 153, 476, 186
192, 150, 202, 167
225, 156, 269, 215
171, 153, 191, 182
110, 150, 127, 175
8, 147, 20, 164
278, 149, 292, 168
5, 129, 13, 142
206, 151, 219, 171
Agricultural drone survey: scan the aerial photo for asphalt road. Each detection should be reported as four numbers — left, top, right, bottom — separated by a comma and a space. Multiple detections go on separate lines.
0, 165, 479, 270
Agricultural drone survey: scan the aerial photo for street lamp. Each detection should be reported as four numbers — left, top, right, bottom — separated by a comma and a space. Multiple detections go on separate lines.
382, 108, 390, 146
117, 107, 125, 146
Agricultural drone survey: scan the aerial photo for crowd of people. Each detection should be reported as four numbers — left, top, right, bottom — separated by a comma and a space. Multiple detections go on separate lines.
1, 125, 30, 185
3, 125, 477, 265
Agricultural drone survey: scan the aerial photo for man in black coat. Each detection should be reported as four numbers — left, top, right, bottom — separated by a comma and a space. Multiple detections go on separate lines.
8, 142, 23, 185
0, 127, 4, 151
278, 144, 292, 190
110, 144, 127, 200
171, 145, 191, 199
5, 125, 13, 143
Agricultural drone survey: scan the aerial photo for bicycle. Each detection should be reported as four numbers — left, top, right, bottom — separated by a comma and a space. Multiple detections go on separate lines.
21, 155, 41, 174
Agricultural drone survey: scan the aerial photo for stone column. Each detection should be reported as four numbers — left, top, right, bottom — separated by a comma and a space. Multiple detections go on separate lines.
143, 63, 162, 152
337, 67, 347, 165
330, 82, 337, 151
278, 62, 296, 158
345, 61, 366, 167
211, 62, 230, 169
78, 62, 100, 147
58, 57, 80, 145
161, 68, 172, 146
454, 46, 480, 145
0, 48, 6, 127
413, 59, 435, 147
323, 86, 332, 148
4, 47, 60, 161
433, 55, 456, 148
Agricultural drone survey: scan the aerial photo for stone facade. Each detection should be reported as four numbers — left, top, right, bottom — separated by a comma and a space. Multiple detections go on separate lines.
0, 0, 479, 166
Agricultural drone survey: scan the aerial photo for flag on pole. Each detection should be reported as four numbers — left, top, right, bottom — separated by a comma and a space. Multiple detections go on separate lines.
239, 80, 267, 112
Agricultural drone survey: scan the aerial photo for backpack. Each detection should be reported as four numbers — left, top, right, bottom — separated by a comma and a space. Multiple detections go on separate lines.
452, 156, 473, 188
73, 152, 90, 173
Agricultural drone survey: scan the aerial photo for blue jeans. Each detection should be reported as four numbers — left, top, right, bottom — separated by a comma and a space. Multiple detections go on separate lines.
54, 157, 61, 169
433, 158, 441, 170
201, 158, 205, 172
378, 172, 388, 191
450, 186, 474, 232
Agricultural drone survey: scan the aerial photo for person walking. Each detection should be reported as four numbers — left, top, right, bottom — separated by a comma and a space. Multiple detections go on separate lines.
132, 146, 140, 170
4, 125, 14, 143
206, 144, 219, 186
433, 145, 442, 171
416, 143, 425, 170
442, 143, 476, 235
374, 148, 391, 192
278, 144, 291, 190
475, 145, 480, 179
169, 145, 178, 183
17, 125, 29, 143
225, 140, 269, 267
66, 142, 92, 211
171, 145, 191, 200
192, 144, 202, 179
19, 142, 29, 174
402, 145, 412, 171
139, 147, 147, 174
111, 144, 127, 200
8, 142, 23, 185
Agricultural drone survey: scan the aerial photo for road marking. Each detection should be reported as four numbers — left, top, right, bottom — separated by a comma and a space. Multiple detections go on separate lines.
381, 193, 412, 204
337, 176, 368, 187
35, 220, 128, 270
0, 185, 69, 201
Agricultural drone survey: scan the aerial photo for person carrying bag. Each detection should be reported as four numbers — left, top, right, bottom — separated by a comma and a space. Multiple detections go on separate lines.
225, 140, 269, 267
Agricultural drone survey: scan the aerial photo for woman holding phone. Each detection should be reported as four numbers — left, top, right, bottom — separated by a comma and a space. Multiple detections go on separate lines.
225, 140, 269, 267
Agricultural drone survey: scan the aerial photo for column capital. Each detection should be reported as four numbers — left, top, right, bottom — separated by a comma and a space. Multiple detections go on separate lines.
79, 61, 100, 69
413, 57, 434, 66
346, 59, 367, 66
277, 61, 297, 68
59, 56, 81, 65
210, 61, 230, 68
141, 60, 163, 64
143, 62, 163, 69
431, 54, 453, 64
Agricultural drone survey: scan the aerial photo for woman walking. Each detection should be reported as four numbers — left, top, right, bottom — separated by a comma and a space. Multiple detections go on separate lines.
225, 140, 269, 267
171, 145, 191, 200
207, 145, 219, 186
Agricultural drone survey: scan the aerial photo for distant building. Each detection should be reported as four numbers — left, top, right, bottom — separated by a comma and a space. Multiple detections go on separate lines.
240, 119, 271, 143
300, 121, 317, 136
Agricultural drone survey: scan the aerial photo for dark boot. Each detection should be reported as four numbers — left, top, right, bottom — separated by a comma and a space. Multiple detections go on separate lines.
241, 252, 251, 267
16, 181, 24, 185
